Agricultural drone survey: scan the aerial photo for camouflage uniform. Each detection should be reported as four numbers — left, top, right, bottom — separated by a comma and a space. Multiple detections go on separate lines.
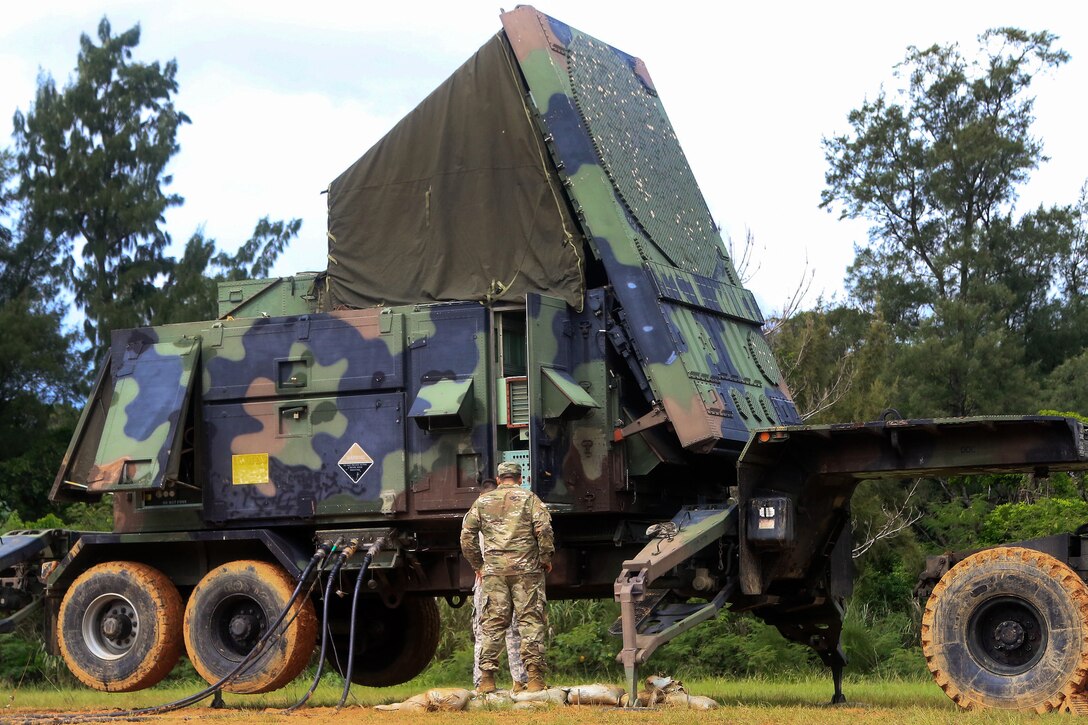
461, 462, 553, 677
471, 571, 526, 687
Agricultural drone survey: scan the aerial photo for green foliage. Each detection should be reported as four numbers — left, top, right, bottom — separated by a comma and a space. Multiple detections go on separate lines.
13, 18, 189, 352
58, 500, 114, 532
11, 17, 301, 350
822, 28, 1077, 417
4, 511, 64, 531
0, 150, 83, 521
0, 618, 69, 687
1042, 352, 1088, 417
854, 559, 917, 614
153, 217, 302, 324
768, 301, 901, 422
979, 497, 1088, 545
422, 600, 832, 682
841, 603, 926, 678
1039, 410, 1088, 425
913, 489, 989, 551
548, 600, 620, 678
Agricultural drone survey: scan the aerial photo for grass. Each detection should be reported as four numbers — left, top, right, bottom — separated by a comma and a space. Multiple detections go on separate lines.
1, 674, 1060, 723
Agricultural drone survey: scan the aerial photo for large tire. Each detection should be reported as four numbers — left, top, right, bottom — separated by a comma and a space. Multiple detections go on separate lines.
183, 560, 317, 694
57, 561, 183, 692
922, 546, 1088, 712
325, 595, 440, 687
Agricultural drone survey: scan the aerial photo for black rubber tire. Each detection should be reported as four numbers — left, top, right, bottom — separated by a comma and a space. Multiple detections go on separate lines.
325, 595, 441, 687
183, 560, 317, 694
57, 561, 183, 692
922, 546, 1088, 712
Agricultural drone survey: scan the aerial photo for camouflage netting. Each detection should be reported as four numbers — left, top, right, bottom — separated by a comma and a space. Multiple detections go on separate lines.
326, 33, 584, 309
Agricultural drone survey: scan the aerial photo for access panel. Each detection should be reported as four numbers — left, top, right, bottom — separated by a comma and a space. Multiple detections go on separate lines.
202, 392, 406, 523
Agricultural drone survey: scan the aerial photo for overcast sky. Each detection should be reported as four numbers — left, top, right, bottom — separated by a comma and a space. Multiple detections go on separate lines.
2, 1, 1084, 315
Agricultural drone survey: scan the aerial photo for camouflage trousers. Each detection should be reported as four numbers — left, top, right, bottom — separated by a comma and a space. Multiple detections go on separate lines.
477, 571, 547, 673
472, 577, 526, 687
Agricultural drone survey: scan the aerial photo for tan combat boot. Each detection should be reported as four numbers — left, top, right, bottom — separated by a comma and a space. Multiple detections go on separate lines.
526, 665, 546, 692
477, 670, 496, 694
511, 680, 527, 694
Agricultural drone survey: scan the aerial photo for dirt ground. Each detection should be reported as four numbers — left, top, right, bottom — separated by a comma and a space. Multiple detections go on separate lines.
0, 705, 718, 725
0, 703, 1051, 725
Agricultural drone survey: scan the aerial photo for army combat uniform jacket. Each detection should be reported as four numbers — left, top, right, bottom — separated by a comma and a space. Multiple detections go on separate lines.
460, 484, 554, 575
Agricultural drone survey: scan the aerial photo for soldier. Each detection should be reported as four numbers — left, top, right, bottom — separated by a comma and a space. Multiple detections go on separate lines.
471, 478, 528, 692
461, 461, 553, 693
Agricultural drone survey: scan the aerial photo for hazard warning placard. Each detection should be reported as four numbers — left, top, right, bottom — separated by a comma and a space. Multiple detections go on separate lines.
338, 442, 373, 483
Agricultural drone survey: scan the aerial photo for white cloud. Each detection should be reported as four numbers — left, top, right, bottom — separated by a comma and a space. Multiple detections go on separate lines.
2, 0, 1085, 316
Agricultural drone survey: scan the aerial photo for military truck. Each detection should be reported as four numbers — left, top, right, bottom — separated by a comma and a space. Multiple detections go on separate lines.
4, 5, 1088, 712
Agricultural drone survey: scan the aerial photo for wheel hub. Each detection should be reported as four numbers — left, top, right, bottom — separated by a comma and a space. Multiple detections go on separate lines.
83, 593, 140, 660
968, 595, 1046, 675
213, 598, 268, 657
101, 614, 133, 641
993, 620, 1026, 650
229, 612, 259, 642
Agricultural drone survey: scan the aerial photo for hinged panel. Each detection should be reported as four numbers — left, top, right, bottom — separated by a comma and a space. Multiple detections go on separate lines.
87, 337, 200, 493
407, 303, 490, 513
203, 393, 407, 521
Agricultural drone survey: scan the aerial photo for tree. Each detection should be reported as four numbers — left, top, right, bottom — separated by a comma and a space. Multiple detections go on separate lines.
822, 29, 1072, 416
768, 300, 900, 423
1, 18, 300, 517
0, 151, 83, 520
153, 217, 303, 324
12, 17, 301, 348
13, 17, 189, 353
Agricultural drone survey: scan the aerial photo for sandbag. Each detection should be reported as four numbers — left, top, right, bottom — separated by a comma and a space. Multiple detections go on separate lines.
664, 692, 719, 709
426, 688, 473, 710
374, 696, 428, 712
619, 690, 662, 707
374, 687, 472, 712
567, 683, 626, 706
466, 691, 514, 710
512, 700, 553, 710
510, 687, 568, 705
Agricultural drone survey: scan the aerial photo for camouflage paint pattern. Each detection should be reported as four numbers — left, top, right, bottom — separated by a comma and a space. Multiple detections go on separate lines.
54, 6, 807, 536
88, 334, 199, 493
525, 291, 620, 506
28, 7, 1088, 704
501, 7, 801, 454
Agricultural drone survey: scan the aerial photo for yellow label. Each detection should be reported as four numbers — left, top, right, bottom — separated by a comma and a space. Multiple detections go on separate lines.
232, 453, 270, 485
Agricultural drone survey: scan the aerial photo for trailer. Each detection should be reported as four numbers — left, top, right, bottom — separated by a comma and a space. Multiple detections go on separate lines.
4, 6, 1088, 712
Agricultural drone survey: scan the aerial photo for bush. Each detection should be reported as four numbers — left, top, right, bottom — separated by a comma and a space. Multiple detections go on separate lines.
980, 497, 1088, 545
841, 603, 925, 677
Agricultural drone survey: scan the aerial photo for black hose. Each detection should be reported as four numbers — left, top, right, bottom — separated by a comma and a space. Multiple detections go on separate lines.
22, 541, 336, 723
337, 537, 386, 709
284, 539, 357, 712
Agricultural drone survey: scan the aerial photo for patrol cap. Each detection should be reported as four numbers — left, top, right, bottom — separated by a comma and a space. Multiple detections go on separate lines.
496, 461, 522, 479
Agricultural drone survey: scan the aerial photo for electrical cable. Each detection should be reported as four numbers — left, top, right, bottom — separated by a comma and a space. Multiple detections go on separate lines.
337, 536, 387, 709
19, 540, 337, 723
283, 538, 358, 712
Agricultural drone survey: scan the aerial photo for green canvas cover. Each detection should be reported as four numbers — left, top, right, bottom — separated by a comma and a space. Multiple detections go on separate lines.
326, 34, 584, 309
